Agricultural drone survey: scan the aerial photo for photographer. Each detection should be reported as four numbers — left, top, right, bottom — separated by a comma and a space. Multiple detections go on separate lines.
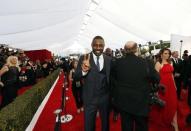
25, 61, 36, 86
110, 41, 159, 131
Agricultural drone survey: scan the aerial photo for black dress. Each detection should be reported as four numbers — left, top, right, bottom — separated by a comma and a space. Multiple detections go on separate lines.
0, 66, 19, 108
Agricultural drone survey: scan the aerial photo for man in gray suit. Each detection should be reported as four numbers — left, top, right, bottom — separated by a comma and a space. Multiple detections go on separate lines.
74, 36, 111, 131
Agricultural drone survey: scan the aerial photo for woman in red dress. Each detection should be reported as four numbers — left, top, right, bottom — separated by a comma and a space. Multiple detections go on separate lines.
149, 48, 178, 131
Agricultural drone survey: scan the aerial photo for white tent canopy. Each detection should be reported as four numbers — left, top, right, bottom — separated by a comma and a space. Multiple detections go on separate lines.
0, 0, 191, 55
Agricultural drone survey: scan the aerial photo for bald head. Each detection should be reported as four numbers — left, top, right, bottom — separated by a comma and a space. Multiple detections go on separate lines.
124, 41, 138, 55
124, 41, 136, 49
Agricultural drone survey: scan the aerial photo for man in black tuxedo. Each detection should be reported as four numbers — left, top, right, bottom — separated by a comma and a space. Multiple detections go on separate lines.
74, 36, 111, 131
110, 41, 159, 131
171, 51, 183, 100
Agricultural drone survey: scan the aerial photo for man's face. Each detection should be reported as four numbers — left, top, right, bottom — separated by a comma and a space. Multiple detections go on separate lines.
92, 39, 105, 56
173, 51, 179, 58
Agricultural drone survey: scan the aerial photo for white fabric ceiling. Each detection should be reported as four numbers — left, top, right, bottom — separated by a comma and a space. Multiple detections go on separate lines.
0, 0, 191, 55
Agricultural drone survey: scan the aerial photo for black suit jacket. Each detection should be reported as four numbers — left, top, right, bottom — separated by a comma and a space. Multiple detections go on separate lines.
171, 58, 183, 77
110, 54, 159, 116
74, 52, 111, 105
182, 59, 191, 88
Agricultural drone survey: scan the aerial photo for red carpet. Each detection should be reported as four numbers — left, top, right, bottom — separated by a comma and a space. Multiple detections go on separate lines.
17, 86, 32, 95
149, 90, 191, 131
61, 82, 121, 131
31, 75, 121, 131
33, 73, 64, 131
1, 74, 191, 130
177, 91, 191, 131
32, 77, 191, 131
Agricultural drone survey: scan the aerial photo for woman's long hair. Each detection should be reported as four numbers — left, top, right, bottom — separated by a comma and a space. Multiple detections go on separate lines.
71, 59, 78, 70
158, 48, 172, 64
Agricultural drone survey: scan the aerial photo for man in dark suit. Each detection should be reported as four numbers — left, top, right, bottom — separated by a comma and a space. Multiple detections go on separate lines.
184, 55, 191, 124
110, 41, 159, 131
74, 36, 111, 131
171, 51, 183, 100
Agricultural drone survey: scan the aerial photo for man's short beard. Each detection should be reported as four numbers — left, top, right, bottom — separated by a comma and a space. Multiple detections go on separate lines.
93, 50, 103, 56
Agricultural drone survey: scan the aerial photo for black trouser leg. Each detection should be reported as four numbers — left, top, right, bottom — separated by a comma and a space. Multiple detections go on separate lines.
120, 111, 148, 131
84, 104, 97, 131
120, 111, 134, 131
98, 99, 109, 131
72, 85, 83, 109
134, 115, 148, 131
78, 87, 83, 108
175, 78, 182, 99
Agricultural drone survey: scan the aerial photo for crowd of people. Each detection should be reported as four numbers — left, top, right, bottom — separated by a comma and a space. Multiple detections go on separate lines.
0, 36, 191, 131
0, 44, 63, 109
67, 36, 191, 131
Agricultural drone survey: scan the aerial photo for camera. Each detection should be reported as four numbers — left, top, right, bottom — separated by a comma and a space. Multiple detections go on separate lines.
149, 83, 166, 107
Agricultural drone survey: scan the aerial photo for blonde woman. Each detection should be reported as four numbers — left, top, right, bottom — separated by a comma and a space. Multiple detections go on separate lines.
0, 56, 20, 109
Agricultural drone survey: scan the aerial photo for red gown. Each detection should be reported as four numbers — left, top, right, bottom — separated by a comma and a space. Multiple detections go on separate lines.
149, 64, 178, 131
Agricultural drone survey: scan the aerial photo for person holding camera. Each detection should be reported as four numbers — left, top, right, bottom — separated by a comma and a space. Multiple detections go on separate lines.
151, 48, 179, 131
110, 41, 159, 131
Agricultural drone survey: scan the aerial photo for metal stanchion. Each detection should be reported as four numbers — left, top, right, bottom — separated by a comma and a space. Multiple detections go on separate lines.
180, 40, 183, 58
54, 109, 62, 131
53, 71, 73, 131
60, 73, 73, 123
